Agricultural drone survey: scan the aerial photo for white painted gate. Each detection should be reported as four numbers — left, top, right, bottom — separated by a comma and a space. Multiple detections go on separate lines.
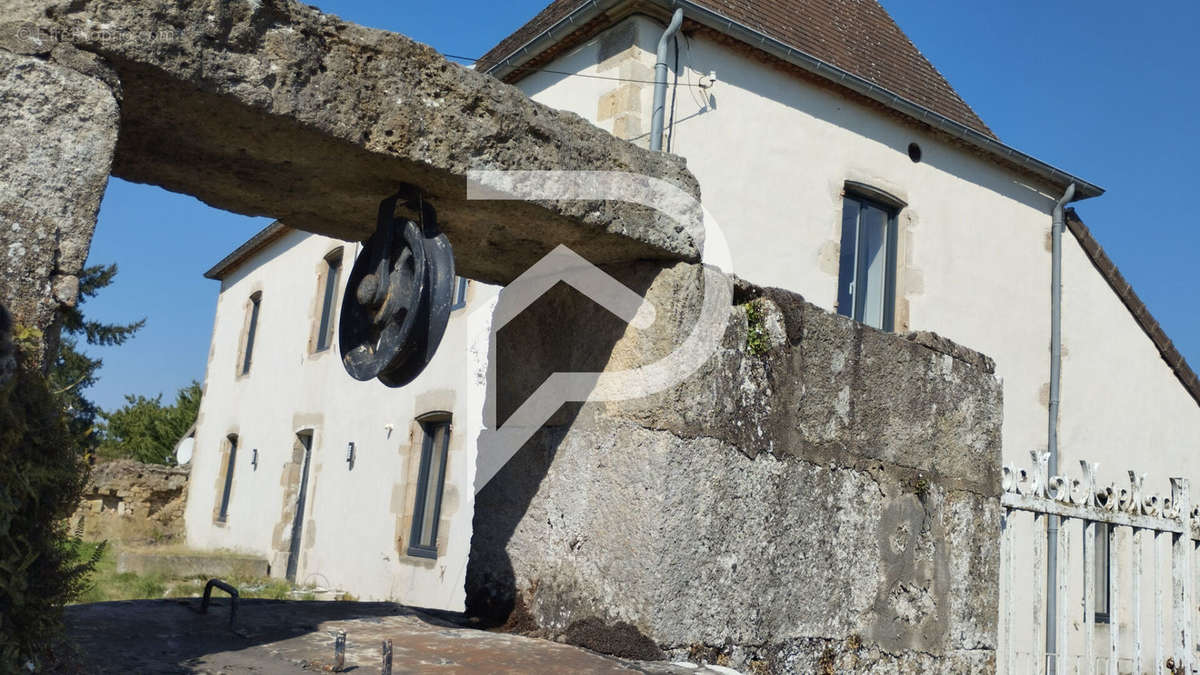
1000, 452, 1200, 674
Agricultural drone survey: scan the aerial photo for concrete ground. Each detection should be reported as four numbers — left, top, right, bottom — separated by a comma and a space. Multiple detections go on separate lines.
57, 600, 734, 674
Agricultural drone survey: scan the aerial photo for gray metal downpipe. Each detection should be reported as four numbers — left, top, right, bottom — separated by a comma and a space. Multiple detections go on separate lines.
650, 8, 684, 152
1045, 181, 1076, 673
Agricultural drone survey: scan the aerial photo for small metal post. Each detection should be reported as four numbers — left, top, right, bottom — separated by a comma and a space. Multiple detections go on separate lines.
334, 631, 346, 672
200, 578, 240, 633
382, 639, 393, 675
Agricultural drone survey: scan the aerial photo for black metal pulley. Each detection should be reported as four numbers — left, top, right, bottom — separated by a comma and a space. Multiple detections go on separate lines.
339, 186, 455, 388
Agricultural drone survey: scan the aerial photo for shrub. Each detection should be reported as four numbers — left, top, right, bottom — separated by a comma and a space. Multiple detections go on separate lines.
0, 337, 94, 670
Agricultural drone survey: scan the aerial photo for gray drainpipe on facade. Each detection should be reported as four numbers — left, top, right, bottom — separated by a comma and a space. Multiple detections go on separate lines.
1045, 181, 1076, 672
485, 0, 1103, 200
650, 8, 684, 152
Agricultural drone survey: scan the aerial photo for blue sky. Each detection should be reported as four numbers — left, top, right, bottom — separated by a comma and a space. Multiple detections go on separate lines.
81, 0, 1200, 411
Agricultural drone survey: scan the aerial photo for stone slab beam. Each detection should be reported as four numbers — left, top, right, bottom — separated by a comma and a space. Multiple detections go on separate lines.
7, 0, 701, 285
0, 47, 119, 354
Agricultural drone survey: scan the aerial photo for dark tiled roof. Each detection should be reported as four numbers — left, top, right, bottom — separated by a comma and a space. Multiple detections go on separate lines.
1065, 209, 1200, 407
477, 0, 995, 138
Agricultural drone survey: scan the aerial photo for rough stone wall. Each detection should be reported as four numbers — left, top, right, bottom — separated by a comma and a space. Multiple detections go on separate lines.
0, 40, 119, 355
468, 263, 1003, 673
72, 459, 190, 544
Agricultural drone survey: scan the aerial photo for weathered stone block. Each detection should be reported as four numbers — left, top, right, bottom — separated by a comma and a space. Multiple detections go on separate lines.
469, 263, 1002, 671
0, 49, 118, 343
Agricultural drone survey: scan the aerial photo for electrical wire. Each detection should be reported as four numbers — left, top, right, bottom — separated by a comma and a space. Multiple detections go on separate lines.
443, 53, 711, 88
683, 33, 711, 111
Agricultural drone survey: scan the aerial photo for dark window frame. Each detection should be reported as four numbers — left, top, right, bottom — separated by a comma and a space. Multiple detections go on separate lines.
216, 434, 238, 523
407, 413, 451, 559
241, 292, 262, 375
836, 187, 901, 331
315, 249, 343, 352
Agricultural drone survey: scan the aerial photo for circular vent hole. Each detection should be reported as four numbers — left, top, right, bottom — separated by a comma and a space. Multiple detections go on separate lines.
908, 142, 922, 163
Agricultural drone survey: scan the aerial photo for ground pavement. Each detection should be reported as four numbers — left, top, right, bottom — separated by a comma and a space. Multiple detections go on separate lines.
58, 600, 738, 674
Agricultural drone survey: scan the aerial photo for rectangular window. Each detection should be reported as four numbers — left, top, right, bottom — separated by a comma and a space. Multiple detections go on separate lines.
1094, 522, 1111, 623
408, 416, 451, 559
217, 434, 238, 523
450, 277, 468, 311
241, 292, 261, 375
315, 251, 343, 352
837, 193, 898, 331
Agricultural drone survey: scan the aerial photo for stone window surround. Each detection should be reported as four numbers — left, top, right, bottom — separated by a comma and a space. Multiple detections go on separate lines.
235, 288, 264, 380
212, 431, 240, 527
308, 245, 345, 357
405, 411, 453, 560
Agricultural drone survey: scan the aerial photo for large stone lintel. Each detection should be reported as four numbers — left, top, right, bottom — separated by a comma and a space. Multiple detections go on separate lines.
18, 0, 701, 284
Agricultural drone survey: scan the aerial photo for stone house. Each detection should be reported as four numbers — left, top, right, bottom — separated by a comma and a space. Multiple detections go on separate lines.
475, 0, 1200, 665
180, 0, 1199, 663
185, 224, 491, 608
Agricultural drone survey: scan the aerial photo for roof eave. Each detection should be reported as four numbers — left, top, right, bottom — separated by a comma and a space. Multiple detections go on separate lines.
204, 221, 290, 280
485, 0, 1104, 201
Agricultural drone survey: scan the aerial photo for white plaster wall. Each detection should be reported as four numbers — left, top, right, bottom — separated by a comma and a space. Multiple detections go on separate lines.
514, 14, 1200, 662
184, 229, 497, 609
515, 12, 1200, 494
1060, 230, 1200, 481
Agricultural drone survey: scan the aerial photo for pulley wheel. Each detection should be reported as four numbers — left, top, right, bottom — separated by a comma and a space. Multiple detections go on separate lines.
339, 190, 456, 388
376, 230, 455, 388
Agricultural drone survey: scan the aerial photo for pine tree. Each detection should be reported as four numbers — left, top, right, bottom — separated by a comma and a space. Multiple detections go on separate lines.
48, 263, 145, 456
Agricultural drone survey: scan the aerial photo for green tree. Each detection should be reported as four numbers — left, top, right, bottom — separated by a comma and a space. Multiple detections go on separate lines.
0, 315, 98, 670
98, 381, 201, 465
49, 263, 144, 455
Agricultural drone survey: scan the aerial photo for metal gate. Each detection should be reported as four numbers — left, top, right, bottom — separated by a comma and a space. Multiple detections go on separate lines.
1000, 451, 1199, 673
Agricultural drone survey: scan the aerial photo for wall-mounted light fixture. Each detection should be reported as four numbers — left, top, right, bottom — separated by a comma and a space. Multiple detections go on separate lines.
346, 442, 355, 469
251, 448, 258, 470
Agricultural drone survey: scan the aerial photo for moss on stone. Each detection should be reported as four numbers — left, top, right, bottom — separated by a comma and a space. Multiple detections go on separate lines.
745, 300, 769, 357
